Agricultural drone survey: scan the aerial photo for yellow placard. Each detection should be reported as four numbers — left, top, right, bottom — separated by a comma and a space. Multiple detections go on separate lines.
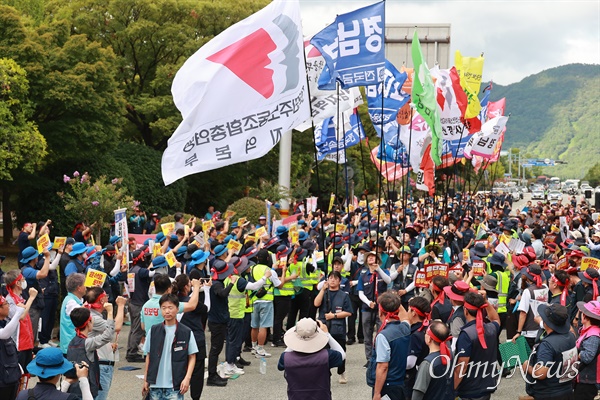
462, 248, 471, 265
581, 257, 600, 271
84, 269, 107, 288
358, 200, 367, 208
90, 235, 95, 247
335, 223, 346, 234
314, 251, 324, 263
290, 230, 299, 244
37, 234, 50, 253
184, 225, 190, 238
329, 193, 335, 212
224, 210, 236, 220
245, 235, 255, 244
152, 243, 163, 258
53, 237, 66, 250
255, 226, 267, 238
237, 217, 247, 227
348, 204, 355, 213
161, 222, 175, 236
289, 224, 298, 234
227, 239, 243, 254
164, 251, 176, 267
217, 232, 227, 242
202, 220, 212, 233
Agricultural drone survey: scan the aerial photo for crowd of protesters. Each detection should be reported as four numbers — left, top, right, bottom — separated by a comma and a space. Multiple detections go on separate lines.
0, 192, 599, 400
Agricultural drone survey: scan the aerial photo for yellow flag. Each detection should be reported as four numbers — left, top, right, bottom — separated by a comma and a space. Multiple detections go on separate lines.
455, 50, 484, 119
328, 193, 335, 212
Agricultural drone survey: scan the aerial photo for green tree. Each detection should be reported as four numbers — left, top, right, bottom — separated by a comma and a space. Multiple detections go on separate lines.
46, 0, 270, 149
0, 57, 47, 180
59, 171, 135, 243
584, 162, 600, 187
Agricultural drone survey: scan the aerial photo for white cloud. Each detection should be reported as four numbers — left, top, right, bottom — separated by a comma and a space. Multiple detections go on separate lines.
299, 0, 600, 84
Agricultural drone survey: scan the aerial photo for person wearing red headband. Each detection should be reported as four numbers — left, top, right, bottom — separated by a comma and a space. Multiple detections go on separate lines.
548, 270, 573, 310
367, 292, 410, 400
513, 264, 549, 349
403, 296, 432, 400
3, 269, 39, 372
454, 292, 501, 400
412, 321, 455, 400
66, 304, 115, 399
429, 276, 452, 324
579, 267, 600, 302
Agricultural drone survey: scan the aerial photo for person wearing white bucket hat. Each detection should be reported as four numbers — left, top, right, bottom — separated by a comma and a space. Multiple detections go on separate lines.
277, 318, 346, 400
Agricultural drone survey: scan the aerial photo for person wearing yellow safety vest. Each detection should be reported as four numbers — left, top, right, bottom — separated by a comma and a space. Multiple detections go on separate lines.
272, 245, 298, 347
250, 249, 282, 359
285, 244, 312, 332
241, 246, 259, 353
222, 256, 268, 377
486, 252, 511, 331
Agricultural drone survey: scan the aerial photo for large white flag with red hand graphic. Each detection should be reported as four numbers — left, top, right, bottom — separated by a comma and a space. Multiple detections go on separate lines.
163, 0, 309, 185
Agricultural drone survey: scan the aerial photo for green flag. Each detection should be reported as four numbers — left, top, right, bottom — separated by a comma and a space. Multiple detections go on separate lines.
411, 30, 443, 166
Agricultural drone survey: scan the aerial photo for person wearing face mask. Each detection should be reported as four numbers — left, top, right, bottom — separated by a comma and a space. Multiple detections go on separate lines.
0, 293, 26, 400
4, 269, 39, 371
19, 246, 52, 345
347, 245, 369, 345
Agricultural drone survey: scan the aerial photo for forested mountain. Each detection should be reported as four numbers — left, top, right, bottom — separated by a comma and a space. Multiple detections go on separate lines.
490, 63, 600, 178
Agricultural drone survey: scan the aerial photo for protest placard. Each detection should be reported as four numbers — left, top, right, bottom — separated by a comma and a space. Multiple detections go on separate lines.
335, 223, 346, 234
224, 210, 236, 220
237, 217, 247, 227
472, 260, 486, 276
314, 251, 324, 263
161, 222, 175, 236
424, 263, 448, 280
164, 251, 177, 267
202, 220, 212, 233
255, 226, 267, 238
216, 232, 227, 242
152, 243, 163, 258
52, 237, 67, 250
581, 257, 600, 271
462, 249, 471, 265
37, 234, 50, 253
84, 269, 107, 288
495, 242, 510, 257
227, 239, 243, 254
414, 270, 429, 288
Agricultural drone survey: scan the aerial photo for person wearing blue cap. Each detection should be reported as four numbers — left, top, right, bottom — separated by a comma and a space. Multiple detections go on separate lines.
16, 347, 92, 400
19, 246, 52, 345
65, 242, 88, 277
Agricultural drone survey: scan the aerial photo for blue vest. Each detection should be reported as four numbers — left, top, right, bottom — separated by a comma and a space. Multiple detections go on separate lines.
526, 331, 577, 398
367, 320, 411, 387
0, 320, 20, 386
60, 293, 83, 354
146, 322, 193, 390
284, 349, 331, 400
419, 351, 455, 400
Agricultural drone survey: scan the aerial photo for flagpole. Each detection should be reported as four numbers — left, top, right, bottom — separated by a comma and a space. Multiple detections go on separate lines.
404, 108, 414, 230
358, 118, 368, 197
376, 80, 386, 249
302, 49, 328, 275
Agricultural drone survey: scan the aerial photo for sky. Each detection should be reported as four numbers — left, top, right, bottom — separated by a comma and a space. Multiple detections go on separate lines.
299, 0, 600, 85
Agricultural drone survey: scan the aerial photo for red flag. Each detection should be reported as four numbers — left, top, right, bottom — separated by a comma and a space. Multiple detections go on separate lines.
420, 143, 435, 196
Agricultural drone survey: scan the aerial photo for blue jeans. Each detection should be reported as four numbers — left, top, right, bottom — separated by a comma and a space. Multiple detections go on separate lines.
149, 387, 183, 400
96, 364, 114, 400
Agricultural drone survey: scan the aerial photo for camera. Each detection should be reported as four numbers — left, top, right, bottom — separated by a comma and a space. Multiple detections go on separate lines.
63, 361, 88, 379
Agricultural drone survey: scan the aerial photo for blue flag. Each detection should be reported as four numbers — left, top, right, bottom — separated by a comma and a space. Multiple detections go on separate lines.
315, 112, 364, 161
366, 59, 411, 148
376, 140, 410, 167
311, 1, 386, 89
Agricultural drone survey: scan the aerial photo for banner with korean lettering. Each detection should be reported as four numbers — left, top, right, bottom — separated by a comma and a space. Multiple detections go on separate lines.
315, 110, 364, 161
467, 116, 509, 159
295, 43, 363, 132
163, 0, 309, 184
430, 66, 468, 141
311, 1, 385, 89
455, 50, 485, 119
366, 59, 410, 144
399, 113, 431, 171
114, 208, 129, 265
